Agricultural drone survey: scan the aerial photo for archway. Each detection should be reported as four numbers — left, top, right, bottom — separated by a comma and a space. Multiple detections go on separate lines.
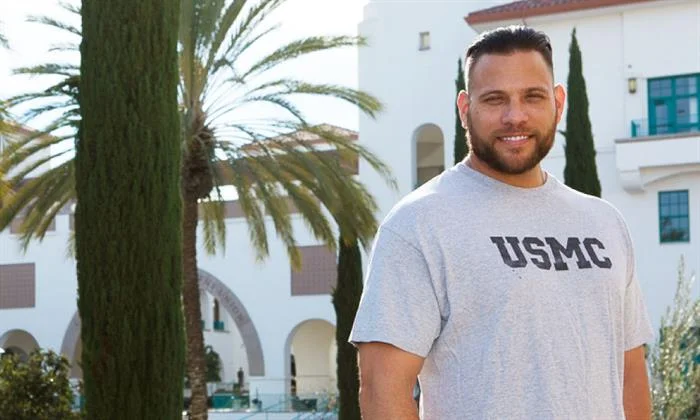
198, 269, 264, 376
413, 123, 445, 188
60, 269, 265, 380
0, 329, 40, 362
284, 319, 336, 396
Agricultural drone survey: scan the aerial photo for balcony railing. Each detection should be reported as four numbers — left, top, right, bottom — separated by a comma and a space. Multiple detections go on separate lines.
213, 320, 225, 331
631, 116, 700, 138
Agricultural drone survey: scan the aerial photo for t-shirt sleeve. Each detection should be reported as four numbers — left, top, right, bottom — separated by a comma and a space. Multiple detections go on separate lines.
348, 226, 442, 358
619, 215, 655, 351
624, 269, 655, 350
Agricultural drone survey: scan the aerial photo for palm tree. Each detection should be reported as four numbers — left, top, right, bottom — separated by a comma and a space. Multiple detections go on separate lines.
0, 1, 394, 418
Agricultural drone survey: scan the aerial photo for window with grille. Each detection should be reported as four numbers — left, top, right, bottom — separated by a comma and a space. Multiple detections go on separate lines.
648, 74, 700, 136
659, 190, 690, 243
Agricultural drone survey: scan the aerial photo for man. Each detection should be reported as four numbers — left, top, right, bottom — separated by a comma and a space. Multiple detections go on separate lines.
349, 26, 654, 419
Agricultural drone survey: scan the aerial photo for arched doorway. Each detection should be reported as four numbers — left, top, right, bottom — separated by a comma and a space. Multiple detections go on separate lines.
284, 319, 336, 396
60, 269, 265, 380
0, 329, 40, 362
413, 123, 445, 188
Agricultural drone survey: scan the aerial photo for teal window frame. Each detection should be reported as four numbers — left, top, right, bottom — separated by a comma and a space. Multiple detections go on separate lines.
648, 73, 700, 136
658, 190, 690, 243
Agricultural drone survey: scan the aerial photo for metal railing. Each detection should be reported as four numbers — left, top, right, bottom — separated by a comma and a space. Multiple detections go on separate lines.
212, 391, 338, 419
630, 116, 700, 138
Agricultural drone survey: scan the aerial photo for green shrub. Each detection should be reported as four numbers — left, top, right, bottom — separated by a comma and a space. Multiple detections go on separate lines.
648, 257, 700, 420
0, 349, 81, 420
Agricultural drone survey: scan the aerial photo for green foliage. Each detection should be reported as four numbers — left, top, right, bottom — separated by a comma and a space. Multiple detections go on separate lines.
0, 349, 81, 420
205, 345, 222, 383
0, 3, 79, 251
76, 0, 184, 418
454, 58, 468, 164
648, 256, 700, 420
562, 28, 601, 197
332, 231, 364, 420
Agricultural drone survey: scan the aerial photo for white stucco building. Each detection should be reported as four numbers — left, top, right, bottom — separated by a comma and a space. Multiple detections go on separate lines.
0, 0, 698, 415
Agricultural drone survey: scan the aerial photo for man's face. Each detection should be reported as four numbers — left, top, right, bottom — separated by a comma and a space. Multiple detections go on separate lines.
457, 50, 565, 175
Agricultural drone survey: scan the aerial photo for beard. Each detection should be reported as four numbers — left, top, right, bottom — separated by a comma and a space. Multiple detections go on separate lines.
466, 112, 557, 175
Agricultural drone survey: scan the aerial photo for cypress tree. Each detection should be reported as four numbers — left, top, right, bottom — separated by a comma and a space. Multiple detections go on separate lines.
454, 58, 468, 164
332, 231, 364, 420
562, 28, 602, 197
76, 1, 184, 418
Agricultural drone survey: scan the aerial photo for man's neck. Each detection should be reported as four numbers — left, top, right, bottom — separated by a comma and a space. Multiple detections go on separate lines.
464, 155, 546, 189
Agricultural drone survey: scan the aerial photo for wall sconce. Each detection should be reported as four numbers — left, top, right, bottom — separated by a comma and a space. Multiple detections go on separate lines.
628, 77, 637, 94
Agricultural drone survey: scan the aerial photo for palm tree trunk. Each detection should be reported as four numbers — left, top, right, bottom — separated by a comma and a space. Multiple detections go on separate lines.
182, 196, 209, 420
332, 232, 364, 420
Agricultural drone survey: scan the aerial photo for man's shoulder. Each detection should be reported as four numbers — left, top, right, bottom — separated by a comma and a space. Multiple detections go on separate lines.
381, 168, 467, 231
553, 181, 629, 230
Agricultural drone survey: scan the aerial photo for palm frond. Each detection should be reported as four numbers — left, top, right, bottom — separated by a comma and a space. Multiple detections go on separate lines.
195, 0, 227, 57
26, 15, 81, 37
268, 80, 383, 118
251, 177, 300, 267
201, 198, 227, 255
216, 95, 307, 126
0, 160, 74, 244
48, 42, 80, 53
58, 1, 81, 16
217, 0, 285, 68
210, 23, 278, 75
18, 178, 73, 251
205, 0, 246, 71
227, 157, 269, 262
5, 147, 73, 188
13, 63, 80, 78
237, 149, 337, 254
303, 124, 396, 190
238, 36, 364, 82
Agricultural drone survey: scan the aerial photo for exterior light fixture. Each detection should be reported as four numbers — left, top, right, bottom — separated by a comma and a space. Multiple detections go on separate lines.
628, 77, 637, 94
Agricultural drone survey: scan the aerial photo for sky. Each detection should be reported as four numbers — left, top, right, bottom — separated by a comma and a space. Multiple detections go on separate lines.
0, 0, 370, 132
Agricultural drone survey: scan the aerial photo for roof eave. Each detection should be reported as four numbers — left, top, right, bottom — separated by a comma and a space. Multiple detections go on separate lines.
464, 0, 656, 26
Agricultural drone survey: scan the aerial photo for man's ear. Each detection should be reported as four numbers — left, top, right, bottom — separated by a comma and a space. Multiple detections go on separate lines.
457, 90, 470, 129
554, 84, 566, 123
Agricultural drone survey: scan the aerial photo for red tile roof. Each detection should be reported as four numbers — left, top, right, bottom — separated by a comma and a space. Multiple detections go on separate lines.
466, 0, 654, 25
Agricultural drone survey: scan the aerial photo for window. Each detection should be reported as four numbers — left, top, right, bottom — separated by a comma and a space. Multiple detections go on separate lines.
419, 32, 430, 51
0, 263, 35, 309
213, 299, 224, 331
648, 74, 700, 136
659, 190, 690, 243
291, 246, 337, 296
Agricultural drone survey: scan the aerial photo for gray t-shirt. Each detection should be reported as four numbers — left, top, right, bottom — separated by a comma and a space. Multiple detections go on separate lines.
349, 162, 654, 419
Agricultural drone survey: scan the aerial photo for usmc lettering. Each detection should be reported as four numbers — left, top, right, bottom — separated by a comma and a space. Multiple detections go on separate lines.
490, 236, 612, 271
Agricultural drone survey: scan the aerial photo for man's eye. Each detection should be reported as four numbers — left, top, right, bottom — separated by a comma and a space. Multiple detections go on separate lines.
485, 97, 504, 104
526, 94, 545, 101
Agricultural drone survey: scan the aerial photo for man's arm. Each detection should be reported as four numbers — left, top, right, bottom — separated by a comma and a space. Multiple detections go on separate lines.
357, 342, 424, 420
623, 345, 651, 419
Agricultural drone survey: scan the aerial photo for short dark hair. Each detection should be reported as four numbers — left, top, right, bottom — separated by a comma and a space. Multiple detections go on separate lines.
464, 25, 553, 91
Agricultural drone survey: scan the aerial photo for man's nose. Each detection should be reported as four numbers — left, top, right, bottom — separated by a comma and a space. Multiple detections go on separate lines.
502, 102, 529, 127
